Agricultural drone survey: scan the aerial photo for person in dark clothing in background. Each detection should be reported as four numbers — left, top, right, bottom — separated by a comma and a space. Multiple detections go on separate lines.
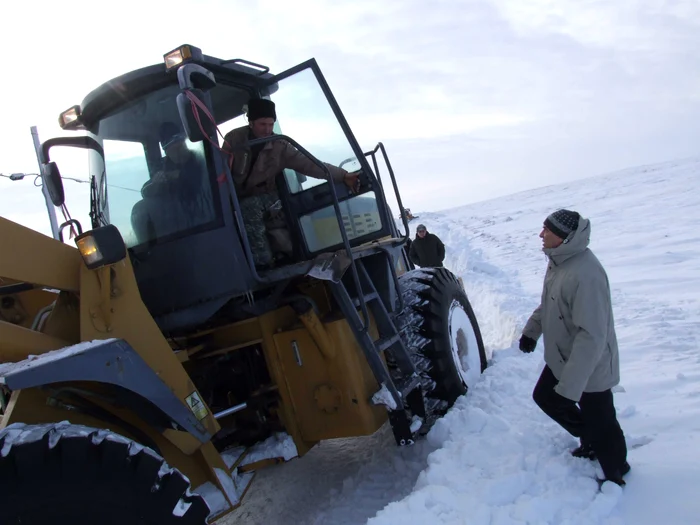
408, 224, 445, 267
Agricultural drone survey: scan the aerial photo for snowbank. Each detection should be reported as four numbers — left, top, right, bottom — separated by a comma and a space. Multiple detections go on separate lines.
218, 157, 700, 525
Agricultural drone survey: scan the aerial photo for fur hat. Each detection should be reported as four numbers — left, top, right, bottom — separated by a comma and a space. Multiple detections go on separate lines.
247, 98, 276, 121
544, 209, 580, 240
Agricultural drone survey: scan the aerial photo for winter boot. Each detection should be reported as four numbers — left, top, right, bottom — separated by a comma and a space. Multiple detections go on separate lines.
571, 441, 596, 460
596, 461, 631, 488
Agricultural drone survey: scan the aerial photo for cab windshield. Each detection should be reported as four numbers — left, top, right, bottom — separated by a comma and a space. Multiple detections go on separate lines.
88, 84, 225, 248
88, 64, 385, 255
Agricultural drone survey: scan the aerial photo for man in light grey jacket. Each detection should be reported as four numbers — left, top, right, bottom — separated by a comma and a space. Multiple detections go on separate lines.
519, 209, 629, 486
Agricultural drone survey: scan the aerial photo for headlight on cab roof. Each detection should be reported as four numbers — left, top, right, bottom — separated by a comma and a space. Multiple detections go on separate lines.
58, 105, 82, 130
164, 44, 203, 71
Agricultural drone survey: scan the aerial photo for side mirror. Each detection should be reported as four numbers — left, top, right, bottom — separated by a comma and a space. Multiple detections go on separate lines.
42, 162, 65, 207
175, 64, 217, 143
39, 135, 105, 208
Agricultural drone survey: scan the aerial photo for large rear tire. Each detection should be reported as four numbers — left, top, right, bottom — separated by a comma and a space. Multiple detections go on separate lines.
396, 267, 487, 434
0, 422, 210, 525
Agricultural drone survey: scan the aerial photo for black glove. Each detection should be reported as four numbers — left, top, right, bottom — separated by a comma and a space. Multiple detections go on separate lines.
519, 335, 537, 353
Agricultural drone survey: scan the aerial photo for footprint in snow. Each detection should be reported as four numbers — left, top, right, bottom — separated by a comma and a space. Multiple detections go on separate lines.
627, 435, 653, 449
619, 406, 636, 418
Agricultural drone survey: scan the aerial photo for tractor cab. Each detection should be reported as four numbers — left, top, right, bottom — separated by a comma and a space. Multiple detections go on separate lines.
42, 45, 410, 333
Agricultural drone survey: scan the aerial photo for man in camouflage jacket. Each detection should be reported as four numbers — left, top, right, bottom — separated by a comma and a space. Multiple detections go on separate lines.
221, 98, 359, 267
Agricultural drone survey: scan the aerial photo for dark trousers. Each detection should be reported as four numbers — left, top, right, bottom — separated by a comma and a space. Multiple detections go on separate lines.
533, 365, 628, 479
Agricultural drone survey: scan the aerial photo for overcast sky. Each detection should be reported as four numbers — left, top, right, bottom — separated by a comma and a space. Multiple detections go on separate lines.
2, 0, 699, 237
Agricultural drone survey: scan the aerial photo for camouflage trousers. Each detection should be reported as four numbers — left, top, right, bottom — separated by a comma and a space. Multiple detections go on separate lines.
239, 192, 293, 267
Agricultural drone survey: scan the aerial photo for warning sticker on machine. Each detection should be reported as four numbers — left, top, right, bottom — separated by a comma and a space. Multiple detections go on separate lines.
185, 391, 209, 421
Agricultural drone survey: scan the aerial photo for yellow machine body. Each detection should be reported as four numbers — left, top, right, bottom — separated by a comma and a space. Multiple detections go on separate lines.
0, 216, 389, 520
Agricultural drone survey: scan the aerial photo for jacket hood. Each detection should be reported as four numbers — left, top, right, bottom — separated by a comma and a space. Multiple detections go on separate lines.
544, 217, 591, 265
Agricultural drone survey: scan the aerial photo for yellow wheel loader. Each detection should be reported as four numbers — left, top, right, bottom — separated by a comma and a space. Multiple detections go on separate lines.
0, 44, 488, 524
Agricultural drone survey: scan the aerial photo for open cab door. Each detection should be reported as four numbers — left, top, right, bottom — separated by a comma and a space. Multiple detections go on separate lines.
258, 60, 396, 260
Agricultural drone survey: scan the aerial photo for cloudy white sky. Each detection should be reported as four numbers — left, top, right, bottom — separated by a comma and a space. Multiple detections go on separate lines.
2, 0, 699, 237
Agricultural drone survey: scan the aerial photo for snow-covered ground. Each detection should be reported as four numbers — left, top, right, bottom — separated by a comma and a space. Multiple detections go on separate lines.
217, 156, 700, 525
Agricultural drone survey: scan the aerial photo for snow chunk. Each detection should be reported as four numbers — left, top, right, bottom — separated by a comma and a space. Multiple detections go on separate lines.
372, 382, 397, 410
240, 432, 299, 466
222, 446, 247, 469
208, 468, 254, 513
409, 415, 423, 433
158, 462, 176, 480
172, 499, 192, 517
195, 481, 230, 518
215, 468, 241, 505
192, 468, 255, 519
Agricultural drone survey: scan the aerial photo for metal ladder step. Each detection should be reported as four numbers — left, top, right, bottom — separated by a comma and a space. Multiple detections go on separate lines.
395, 374, 421, 397
330, 257, 424, 426
352, 291, 378, 308
374, 333, 401, 353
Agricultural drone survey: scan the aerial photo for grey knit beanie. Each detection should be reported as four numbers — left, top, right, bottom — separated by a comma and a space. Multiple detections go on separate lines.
544, 209, 580, 240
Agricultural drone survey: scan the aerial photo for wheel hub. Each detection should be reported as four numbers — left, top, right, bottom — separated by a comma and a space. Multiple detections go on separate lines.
448, 299, 482, 390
